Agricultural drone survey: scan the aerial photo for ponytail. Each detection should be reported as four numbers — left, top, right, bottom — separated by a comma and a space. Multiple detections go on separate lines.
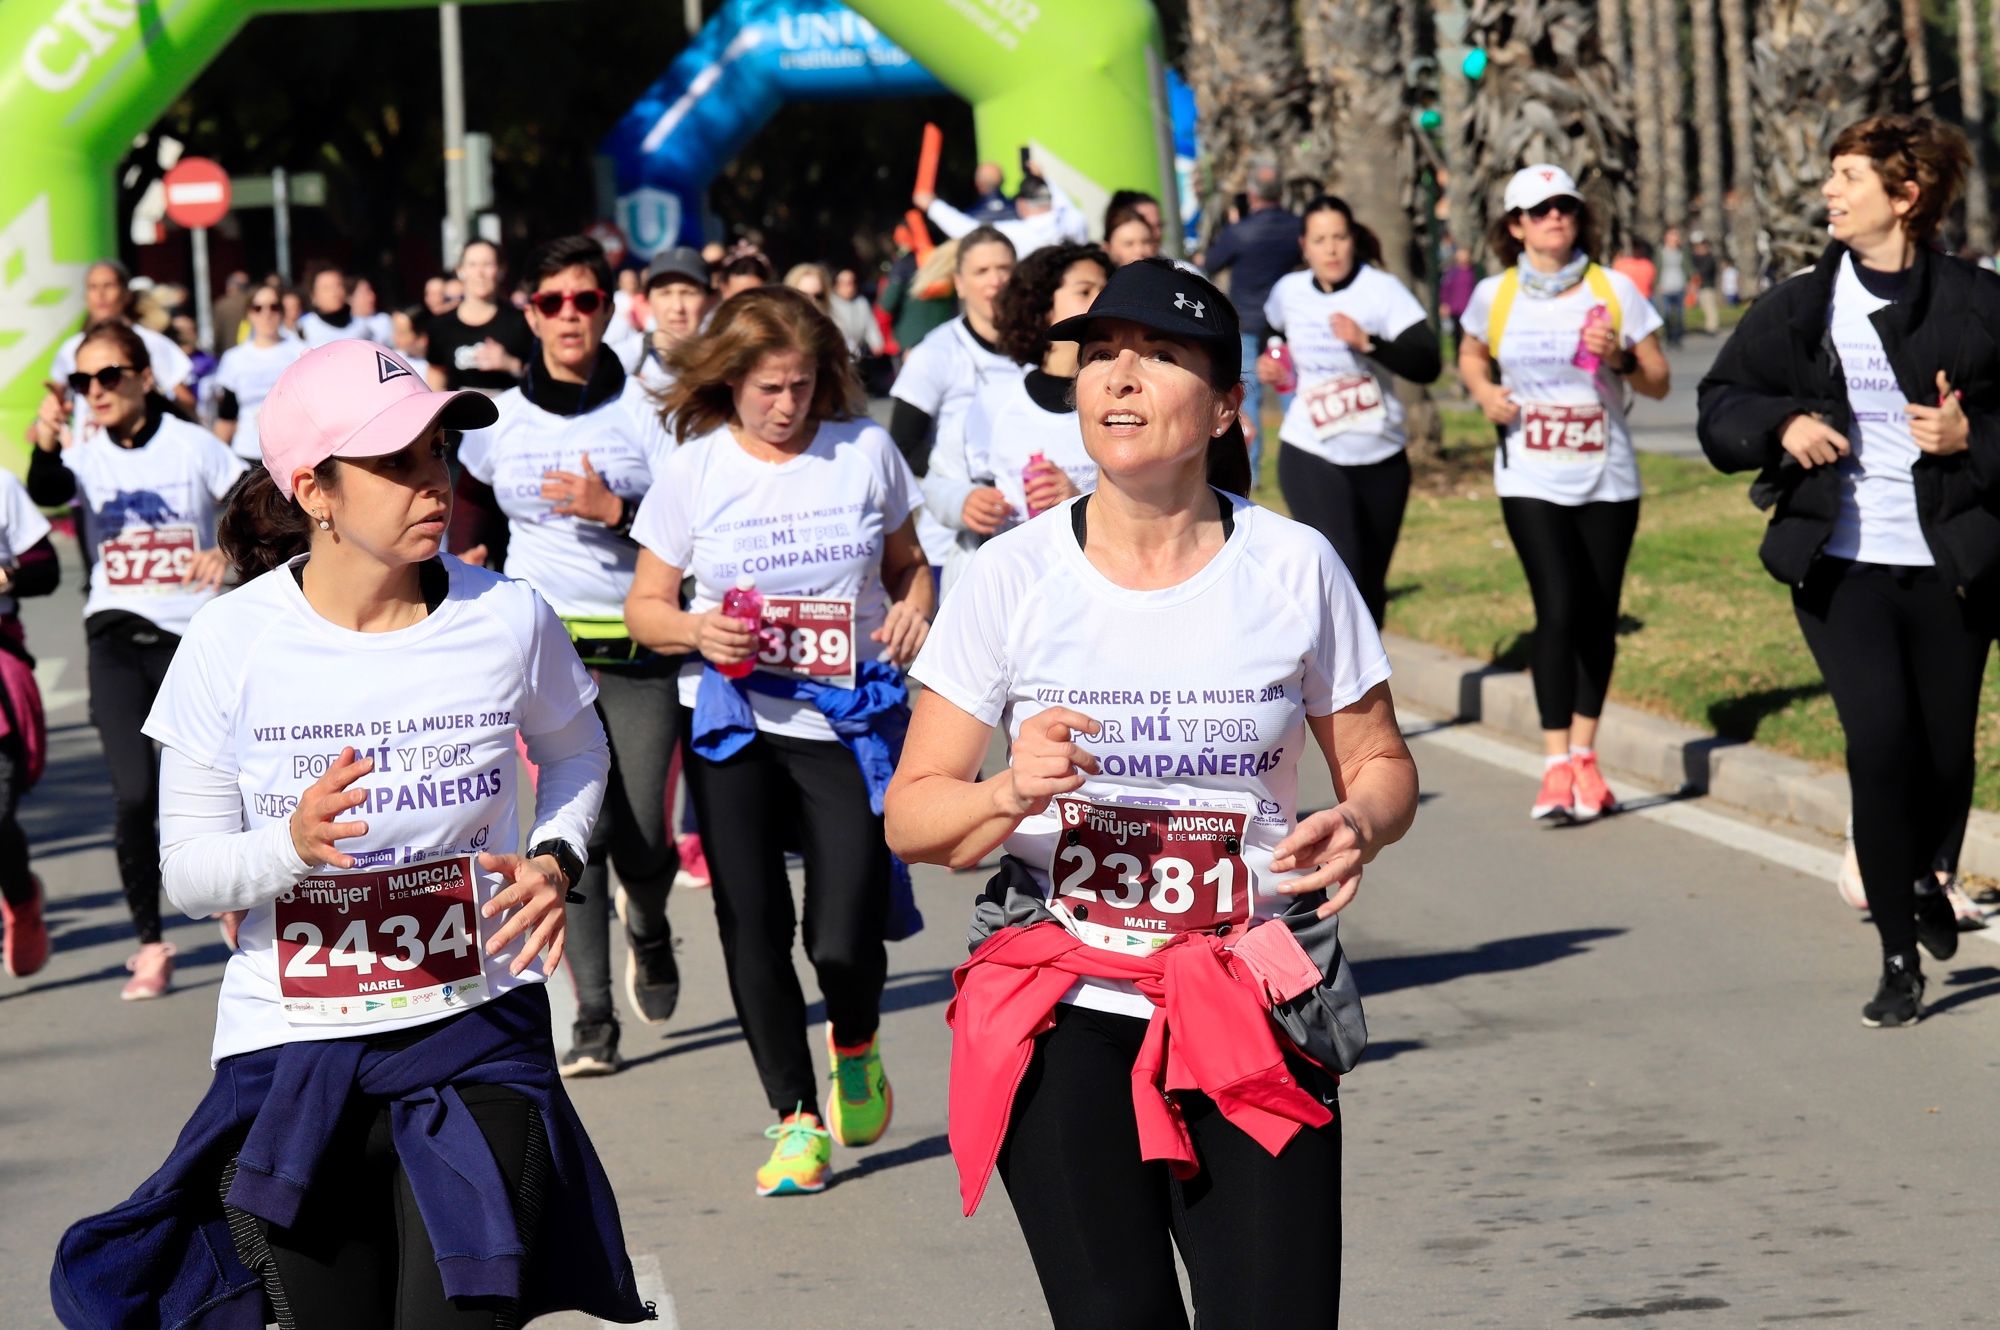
1207, 419, 1252, 496
217, 464, 329, 580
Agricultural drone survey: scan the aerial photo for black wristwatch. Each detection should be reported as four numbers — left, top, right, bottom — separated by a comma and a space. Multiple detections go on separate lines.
526, 838, 585, 892
1611, 349, 1639, 376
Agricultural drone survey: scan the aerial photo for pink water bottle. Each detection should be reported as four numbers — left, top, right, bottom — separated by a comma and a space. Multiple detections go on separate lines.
1572, 304, 1609, 372
1264, 336, 1297, 393
717, 574, 763, 680
1023, 451, 1052, 517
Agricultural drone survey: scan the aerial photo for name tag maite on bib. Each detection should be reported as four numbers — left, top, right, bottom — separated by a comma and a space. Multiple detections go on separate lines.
1303, 373, 1387, 439
275, 855, 485, 1024
1047, 795, 1253, 953
1518, 402, 1608, 460
755, 595, 857, 687
99, 525, 197, 589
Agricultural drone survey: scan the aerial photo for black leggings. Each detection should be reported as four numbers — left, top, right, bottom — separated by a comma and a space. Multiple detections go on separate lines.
86, 614, 179, 944
1500, 496, 1641, 732
683, 720, 889, 1116
1793, 560, 1994, 959
997, 1005, 1342, 1330
1279, 445, 1410, 627
222, 1084, 544, 1330
0, 739, 32, 909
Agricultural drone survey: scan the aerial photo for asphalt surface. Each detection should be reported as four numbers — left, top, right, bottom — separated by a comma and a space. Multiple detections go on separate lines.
6, 514, 1999, 1329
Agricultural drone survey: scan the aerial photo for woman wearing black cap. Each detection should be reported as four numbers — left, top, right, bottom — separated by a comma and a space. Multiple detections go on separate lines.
886, 257, 1418, 1328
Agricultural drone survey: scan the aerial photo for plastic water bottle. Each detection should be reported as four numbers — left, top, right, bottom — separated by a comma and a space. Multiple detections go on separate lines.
1264, 336, 1297, 393
1572, 305, 1609, 372
717, 574, 763, 680
1022, 451, 1052, 517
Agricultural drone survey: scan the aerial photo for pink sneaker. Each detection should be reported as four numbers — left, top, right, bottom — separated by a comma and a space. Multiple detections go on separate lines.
2, 874, 50, 978
675, 833, 711, 890
1531, 763, 1575, 821
1570, 753, 1619, 821
121, 941, 176, 1001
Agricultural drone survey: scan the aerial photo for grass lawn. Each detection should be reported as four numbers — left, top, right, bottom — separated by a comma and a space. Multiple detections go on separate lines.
1250, 429, 2000, 811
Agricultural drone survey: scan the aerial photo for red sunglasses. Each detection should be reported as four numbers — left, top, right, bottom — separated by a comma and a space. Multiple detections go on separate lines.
528, 288, 610, 317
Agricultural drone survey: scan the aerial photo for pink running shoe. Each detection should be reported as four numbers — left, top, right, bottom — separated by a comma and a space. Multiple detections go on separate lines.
1570, 753, 1620, 821
1531, 762, 1575, 822
121, 941, 176, 1001
2, 874, 50, 978
675, 833, 711, 890
1836, 837, 1868, 911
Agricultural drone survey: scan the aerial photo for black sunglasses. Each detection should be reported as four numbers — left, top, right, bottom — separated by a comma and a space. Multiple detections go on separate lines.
1524, 196, 1582, 220
249, 300, 282, 314
528, 288, 609, 317
67, 365, 140, 394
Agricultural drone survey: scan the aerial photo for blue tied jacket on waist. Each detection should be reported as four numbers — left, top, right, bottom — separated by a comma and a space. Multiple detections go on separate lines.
50, 986, 654, 1329
691, 658, 923, 941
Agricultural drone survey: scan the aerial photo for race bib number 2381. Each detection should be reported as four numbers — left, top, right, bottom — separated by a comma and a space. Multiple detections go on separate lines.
1047, 796, 1252, 952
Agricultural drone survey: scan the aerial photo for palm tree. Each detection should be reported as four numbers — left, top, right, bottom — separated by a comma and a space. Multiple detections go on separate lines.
1720, 0, 1761, 274
1752, 0, 1905, 274
1297, 0, 1418, 276
1630, 0, 1667, 234
1184, 0, 1313, 243
1902, 0, 1933, 105
1462, 0, 1637, 255
1692, 0, 1729, 243
1656, 0, 1691, 227
1600, 0, 1627, 64
1957, 0, 1990, 247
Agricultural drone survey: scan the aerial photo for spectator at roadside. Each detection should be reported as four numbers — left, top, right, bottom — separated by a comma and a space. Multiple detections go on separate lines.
916, 160, 1086, 259
1691, 233, 1722, 335
968, 162, 1016, 222
1655, 225, 1689, 348
1612, 238, 1657, 300
1198, 157, 1300, 477
830, 267, 886, 361
882, 226, 956, 356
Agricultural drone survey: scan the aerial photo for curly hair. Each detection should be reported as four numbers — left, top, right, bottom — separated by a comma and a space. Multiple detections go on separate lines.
993, 243, 1112, 367
657, 285, 864, 442
1828, 114, 1971, 243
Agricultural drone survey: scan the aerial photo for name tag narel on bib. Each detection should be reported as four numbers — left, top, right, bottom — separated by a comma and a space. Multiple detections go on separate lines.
1047, 794, 1253, 953
1302, 373, 1387, 439
99, 525, 196, 589
1517, 401, 1608, 462
275, 855, 486, 1024
754, 595, 857, 687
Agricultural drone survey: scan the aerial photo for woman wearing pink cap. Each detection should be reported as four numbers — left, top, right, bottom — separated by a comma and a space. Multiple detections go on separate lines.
27, 320, 245, 1001
51, 339, 655, 1329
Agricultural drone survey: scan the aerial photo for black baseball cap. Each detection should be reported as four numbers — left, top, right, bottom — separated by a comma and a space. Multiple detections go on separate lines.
1047, 256, 1241, 383
644, 246, 710, 290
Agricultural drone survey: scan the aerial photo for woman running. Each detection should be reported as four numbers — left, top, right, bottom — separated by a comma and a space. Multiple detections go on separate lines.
1263, 195, 1443, 627
1458, 165, 1670, 823
933, 242, 1111, 552
1698, 114, 2000, 1026
28, 321, 246, 1000
887, 257, 1415, 1330
50, 337, 652, 1329
1103, 202, 1162, 267
0, 469, 60, 980
213, 283, 306, 464
451, 235, 684, 1077
625, 286, 933, 1196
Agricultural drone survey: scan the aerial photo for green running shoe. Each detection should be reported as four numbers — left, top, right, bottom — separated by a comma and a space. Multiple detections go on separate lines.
826, 1031, 893, 1147
756, 1107, 831, 1197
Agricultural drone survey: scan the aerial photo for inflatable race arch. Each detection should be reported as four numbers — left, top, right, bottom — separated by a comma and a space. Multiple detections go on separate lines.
0, 0, 1174, 455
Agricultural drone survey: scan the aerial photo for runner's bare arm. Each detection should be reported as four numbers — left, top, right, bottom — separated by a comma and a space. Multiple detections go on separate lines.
1269, 682, 1418, 918
1456, 332, 1518, 425
872, 515, 934, 666
1623, 330, 1671, 400
887, 695, 1101, 870
623, 548, 757, 666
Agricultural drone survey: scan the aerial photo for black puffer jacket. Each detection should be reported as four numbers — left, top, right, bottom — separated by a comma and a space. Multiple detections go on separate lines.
1695, 240, 2000, 593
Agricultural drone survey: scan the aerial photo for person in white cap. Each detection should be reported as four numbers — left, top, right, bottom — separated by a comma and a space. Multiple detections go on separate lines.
1457, 164, 1671, 825
50, 336, 655, 1330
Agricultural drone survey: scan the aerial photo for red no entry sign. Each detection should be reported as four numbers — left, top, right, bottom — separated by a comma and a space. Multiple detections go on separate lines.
163, 158, 231, 230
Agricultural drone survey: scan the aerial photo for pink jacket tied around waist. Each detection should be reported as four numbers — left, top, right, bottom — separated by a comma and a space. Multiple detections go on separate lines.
944, 918, 1334, 1216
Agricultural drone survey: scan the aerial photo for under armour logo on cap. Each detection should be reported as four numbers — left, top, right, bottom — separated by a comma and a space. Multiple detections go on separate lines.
1173, 293, 1205, 319
376, 350, 415, 384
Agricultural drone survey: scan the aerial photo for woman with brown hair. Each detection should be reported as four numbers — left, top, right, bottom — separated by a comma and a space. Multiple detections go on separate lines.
624, 286, 933, 1195
1699, 114, 2000, 1026
1102, 202, 1161, 267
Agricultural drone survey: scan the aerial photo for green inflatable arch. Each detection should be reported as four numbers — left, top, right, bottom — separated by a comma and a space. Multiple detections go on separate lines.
0, 0, 1173, 461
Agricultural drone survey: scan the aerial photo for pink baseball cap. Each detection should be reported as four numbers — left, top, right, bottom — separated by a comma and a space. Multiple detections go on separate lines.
258, 340, 498, 498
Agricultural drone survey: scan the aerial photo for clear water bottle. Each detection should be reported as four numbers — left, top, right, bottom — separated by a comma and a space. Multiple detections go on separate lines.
717, 573, 763, 680
1264, 336, 1297, 394
1571, 304, 1609, 372
1022, 451, 1052, 517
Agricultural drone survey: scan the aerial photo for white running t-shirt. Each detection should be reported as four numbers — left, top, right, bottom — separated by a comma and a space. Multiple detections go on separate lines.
631, 417, 920, 741
892, 318, 1026, 566
1825, 256, 1933, 566
67, 415, 247, 635
213, 337, 307, 463
1462, 267, 1662, 505
911, 494, 1391, 1016
456, 377, 677, 619
0, 471, 52, 620
143, 556, 599, 1061
1264, 266, 1431, 466
961, 374, 1096, 535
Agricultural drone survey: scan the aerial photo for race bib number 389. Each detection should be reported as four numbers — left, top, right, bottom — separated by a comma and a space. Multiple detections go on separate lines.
755, 596, 857, 686
274, 855, 486, 1024
1047, 796, 1252, 953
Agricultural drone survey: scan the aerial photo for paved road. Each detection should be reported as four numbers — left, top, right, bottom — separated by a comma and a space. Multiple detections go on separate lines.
1627, 331, 1726, 459
5, 544, 1998, 1328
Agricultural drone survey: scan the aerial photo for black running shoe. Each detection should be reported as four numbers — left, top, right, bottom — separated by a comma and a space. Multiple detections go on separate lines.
1913, 882, 1959, 962
626, 928, 680, 1026
1973, 883, 2000, 908
560, 1015, 622, 1077
1861, 955, 1925, 1028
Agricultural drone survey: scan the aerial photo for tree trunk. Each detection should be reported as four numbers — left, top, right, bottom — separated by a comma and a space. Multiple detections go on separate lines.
1184, 0, 1313, 244
1656, 0, 1691, 226
1463, 0, 1638, 256
1437, 0, 1480, 254
1960, 0, 1991, 246
1754, 0, 1905, 274
1720, 0, 1761, 274
1903, 0, 1933, 104
1691, 0, 1729, 243
1630, 0, 1667, 234
1600, 0, 1627, 64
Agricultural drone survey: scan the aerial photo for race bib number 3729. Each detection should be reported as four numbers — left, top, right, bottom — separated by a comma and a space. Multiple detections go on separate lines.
274, 855, 486, 1024
99, 525, 196, 589
1047, 796, 1252, 952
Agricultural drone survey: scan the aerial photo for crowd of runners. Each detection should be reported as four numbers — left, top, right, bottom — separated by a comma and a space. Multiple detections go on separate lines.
5, 111, 1997, 1329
